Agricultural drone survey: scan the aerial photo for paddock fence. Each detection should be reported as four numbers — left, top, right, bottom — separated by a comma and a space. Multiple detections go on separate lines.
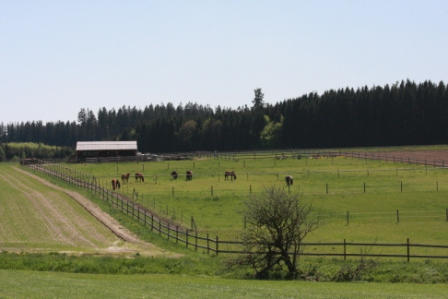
23, 160, 448, 261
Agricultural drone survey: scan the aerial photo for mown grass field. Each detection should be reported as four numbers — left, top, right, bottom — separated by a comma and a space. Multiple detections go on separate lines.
0, 163, 166, 255
63, 154, 448, 257
1, 269, 447, 299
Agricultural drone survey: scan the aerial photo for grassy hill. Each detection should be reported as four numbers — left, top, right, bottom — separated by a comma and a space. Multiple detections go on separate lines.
0, 163, 166, 256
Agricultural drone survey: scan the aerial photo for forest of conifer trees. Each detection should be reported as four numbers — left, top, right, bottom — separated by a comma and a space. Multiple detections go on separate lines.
1, 80, 447, 153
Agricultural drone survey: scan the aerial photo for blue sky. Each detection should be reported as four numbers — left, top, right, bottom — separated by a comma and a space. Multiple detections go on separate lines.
1, 0, 447, 122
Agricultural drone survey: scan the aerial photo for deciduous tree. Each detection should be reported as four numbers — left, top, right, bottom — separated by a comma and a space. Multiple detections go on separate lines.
241, 186, 318, 279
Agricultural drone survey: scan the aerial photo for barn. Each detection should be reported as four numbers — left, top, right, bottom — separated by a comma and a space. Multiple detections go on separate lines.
76, 141, 138, 161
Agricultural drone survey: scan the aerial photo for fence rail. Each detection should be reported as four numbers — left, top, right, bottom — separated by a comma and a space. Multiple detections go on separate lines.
24, 159, 448, 261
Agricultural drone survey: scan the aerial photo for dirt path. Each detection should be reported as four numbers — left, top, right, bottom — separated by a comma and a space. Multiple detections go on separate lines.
13, 167, 179, 256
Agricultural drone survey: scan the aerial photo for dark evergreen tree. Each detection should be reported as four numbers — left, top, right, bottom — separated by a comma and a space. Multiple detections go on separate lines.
4, 81, 448, 152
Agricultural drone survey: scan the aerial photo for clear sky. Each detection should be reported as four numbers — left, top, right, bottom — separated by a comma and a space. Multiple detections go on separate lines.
1, 0, 447, 123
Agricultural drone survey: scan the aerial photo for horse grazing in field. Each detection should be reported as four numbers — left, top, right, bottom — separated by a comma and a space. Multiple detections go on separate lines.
111, 179, 121, 190
225, 171, 237, 181
121, 173, 130, 183
135, 173, 144, 183
171, 171, 178, 180
285, 175, 293, 186
186, 170, 193, 181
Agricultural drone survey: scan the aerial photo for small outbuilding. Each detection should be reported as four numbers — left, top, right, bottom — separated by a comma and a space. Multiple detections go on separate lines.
76, 141, 138, 161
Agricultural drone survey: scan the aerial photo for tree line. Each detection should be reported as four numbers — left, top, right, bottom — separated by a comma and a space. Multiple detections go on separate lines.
0, 142, 73, 161
1, 80, 447, 153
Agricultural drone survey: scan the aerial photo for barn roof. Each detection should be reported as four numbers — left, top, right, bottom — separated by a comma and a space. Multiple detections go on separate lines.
76, 141, 138, 151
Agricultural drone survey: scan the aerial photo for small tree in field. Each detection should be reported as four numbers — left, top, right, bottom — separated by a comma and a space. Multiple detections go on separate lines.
241, 186, 318, 279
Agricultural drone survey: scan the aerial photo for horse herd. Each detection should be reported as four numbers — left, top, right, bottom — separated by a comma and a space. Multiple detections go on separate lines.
110, 170, 294, 190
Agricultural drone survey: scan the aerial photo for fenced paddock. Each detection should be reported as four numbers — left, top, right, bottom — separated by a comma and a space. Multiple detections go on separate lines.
25, 156, 448, 261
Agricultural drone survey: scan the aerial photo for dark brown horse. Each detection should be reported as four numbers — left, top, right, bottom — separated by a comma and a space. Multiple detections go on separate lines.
186, 170, 193, 181
135, 172, 144, 183
171, 171, 178, 180
121, 173, 130, 183
111, 179, 121, 190
285, 175, 293, 186
225, 171, 237, 181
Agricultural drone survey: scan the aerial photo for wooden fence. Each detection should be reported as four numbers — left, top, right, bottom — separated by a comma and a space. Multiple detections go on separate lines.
344, 151, 448, 168
25, 160, 448, 261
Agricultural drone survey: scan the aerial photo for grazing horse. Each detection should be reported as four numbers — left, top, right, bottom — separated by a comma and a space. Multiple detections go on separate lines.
111, 179, 121, 190
225, 171, 237, 181
121, 173, 130, 183
285, 175, 293, 186
135, 172, 145, 183
186, 170, 193, 181
171, 171, 178, 180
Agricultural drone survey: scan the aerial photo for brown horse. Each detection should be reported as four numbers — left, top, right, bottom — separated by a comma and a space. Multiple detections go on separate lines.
111, 179, 121, 190
171, 171, 178, 180
285, 175, 293, 186
186, 170, 193, 181
224, 171, 237, 181
121, 173, 130, 183
135, 172, 144, 183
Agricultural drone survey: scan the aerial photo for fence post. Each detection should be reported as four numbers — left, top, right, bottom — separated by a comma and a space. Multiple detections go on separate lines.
195, 231, 198, 251
343, 238, 346, 261
346, 211, 349, 226
396, 209, 400, 223
144, 211, 147, 226
207, 233, 210, 254
216, 235, 219, 256
159, 219, 161, 235
249, 184, 252, 194
400, 181, 403, 193
363, 182, 366, 193
167, 224, 170, 240
211, 185, 213, 197
176, 226, 179, 243
151, 215, 154, 231
186, 229, 189, 248
407, 238, 410, 262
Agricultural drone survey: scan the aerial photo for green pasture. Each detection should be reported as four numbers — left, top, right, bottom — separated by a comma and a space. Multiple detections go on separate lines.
60, 156, 448, 256
0, 269, 447, 299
